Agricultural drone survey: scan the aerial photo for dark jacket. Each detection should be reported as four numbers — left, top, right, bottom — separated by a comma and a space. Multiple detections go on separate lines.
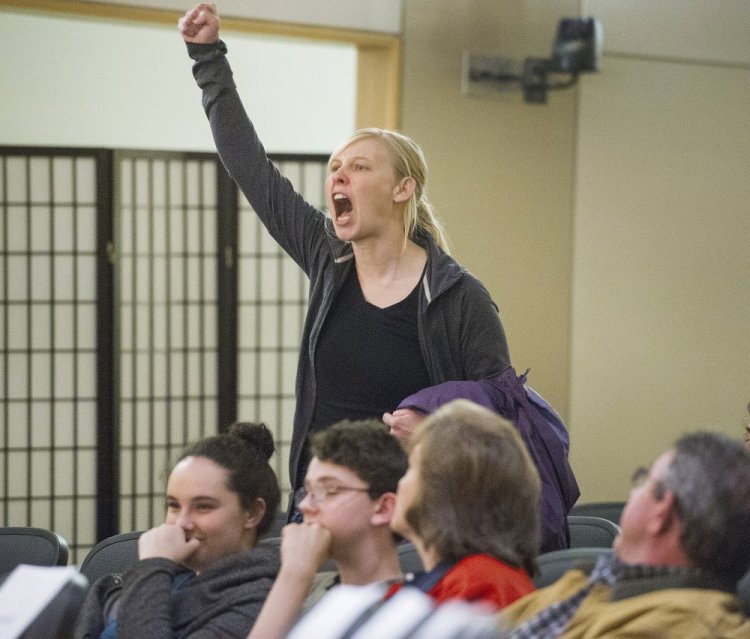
397, 366, 580, 552
188, 40, 511, 491
75, 544, 279, 639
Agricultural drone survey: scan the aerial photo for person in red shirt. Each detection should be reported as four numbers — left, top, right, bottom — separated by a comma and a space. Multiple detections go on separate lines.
389, 399, 540, 609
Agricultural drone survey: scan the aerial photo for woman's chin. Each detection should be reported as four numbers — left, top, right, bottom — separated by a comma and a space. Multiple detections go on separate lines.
332, 224, 355, 242
389, 517, 412, 541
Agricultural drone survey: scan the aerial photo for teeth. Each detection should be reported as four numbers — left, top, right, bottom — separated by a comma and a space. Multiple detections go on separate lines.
333, 193, 346, 200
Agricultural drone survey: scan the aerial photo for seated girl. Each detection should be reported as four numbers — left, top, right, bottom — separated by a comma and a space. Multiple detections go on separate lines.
75, 422, 281, 638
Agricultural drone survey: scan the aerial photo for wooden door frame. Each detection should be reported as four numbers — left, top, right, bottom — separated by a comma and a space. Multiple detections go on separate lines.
2, 0, 401, 129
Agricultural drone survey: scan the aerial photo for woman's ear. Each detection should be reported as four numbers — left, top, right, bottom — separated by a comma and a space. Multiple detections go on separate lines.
392, 176, 416, 203
244, 497, 267, 530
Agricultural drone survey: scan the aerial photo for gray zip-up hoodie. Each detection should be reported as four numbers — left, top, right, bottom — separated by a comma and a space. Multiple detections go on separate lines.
187, 41, 510, 490
75, 544, 279, 638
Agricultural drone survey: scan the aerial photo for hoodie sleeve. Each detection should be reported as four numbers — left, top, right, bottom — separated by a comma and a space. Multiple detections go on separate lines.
185, 40, 329, 275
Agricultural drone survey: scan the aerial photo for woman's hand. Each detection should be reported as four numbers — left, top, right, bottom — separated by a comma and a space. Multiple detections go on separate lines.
178, 3, 220, 44
138, 522, 201, 564
383, 408, 427, 444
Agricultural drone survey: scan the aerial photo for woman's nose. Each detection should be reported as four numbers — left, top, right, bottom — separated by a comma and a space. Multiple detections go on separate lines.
175, 510, 194, 529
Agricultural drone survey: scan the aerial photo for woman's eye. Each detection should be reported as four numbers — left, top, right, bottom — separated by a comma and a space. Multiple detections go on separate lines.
166, 502, 179, 511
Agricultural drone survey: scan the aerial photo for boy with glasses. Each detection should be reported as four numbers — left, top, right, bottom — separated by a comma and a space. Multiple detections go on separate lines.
247, 419, 407, 639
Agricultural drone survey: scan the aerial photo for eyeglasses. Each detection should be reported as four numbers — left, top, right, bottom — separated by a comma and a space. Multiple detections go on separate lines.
302, 483, 371, 504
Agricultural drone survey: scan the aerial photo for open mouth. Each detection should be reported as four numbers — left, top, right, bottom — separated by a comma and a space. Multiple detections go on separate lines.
333, 193, 353, 219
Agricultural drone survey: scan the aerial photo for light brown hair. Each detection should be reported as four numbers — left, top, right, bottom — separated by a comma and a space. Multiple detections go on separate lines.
406, 399, 540, 574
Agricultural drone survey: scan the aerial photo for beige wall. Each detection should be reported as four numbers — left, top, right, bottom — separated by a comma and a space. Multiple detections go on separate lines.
401, 0, 750, 503
400, 0, 581, 419
570, 1, 750, 501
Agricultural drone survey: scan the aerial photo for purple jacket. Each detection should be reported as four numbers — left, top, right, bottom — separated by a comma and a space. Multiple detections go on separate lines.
397, 366, 580, 553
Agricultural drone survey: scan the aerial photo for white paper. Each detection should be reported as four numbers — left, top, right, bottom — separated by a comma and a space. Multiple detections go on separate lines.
0, 564, 78, 639
348, 588, 434, 639
286, 583, 387, 639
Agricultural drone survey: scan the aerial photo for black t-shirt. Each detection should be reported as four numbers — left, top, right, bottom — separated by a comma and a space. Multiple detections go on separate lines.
311, 266, 430, 433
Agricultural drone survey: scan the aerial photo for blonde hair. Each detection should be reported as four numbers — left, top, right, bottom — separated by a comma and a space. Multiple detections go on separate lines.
332, 128, 450, 253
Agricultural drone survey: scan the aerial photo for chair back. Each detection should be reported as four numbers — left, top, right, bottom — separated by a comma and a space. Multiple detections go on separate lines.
567, 515, 620, 549
534, 547, 612, 588
79, 531, 142, 585
569, 501, 626, 527
398, 541, 424, 575
0, 527, 69, 573
258, 510, 287, 540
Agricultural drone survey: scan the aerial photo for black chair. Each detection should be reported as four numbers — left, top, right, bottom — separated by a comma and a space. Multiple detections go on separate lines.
397, 541, 423, 575
534, 547, 612, 588
79, 531, 142, 585
567, 515, 620, 549
0, 527, 69, 573
569, 501, 626, 527
259, 510, 288, 540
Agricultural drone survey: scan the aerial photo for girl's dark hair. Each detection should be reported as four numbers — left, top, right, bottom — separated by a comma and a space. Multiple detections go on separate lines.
178, 422, 281, 536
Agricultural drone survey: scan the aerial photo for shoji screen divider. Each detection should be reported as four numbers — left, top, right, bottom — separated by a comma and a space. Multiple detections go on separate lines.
0, 146, 325, 562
